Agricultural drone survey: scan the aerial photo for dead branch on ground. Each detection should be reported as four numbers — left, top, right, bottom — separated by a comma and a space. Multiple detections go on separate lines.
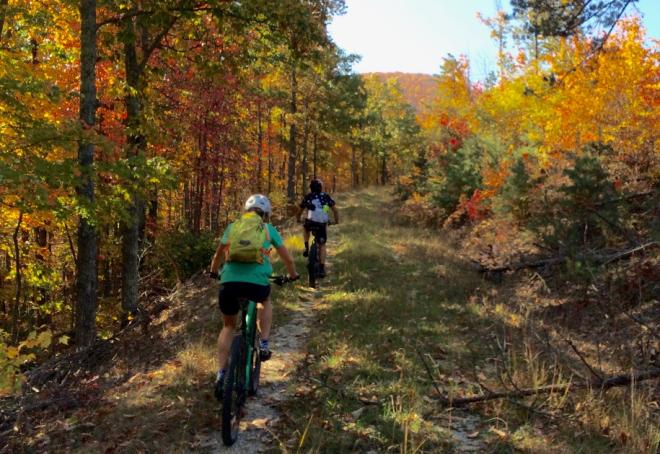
439, 367, 660, 407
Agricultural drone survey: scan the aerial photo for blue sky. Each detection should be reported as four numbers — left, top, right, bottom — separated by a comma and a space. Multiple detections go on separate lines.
328, 0, 660, 78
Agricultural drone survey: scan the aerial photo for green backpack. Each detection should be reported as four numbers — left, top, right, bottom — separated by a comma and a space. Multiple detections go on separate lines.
226, 212, 271, 263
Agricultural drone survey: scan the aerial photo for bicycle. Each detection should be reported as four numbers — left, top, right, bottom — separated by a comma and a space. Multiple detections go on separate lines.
221, 274, 298, 446
305, 221, 332, 288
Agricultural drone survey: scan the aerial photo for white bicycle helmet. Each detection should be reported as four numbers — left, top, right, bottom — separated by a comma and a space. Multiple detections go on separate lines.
244, 194, 272, 216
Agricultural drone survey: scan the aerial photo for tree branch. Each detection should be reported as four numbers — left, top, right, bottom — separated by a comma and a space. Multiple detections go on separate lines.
442, 367, 660, 407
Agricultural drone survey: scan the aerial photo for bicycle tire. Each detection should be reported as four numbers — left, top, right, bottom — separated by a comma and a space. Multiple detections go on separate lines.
248, 332, 261, 396
222, 335, 246, 446
307, 242, 319, 288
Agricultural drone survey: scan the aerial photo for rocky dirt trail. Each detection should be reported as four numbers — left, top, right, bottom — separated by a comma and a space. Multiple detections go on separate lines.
197, 287, 321, 452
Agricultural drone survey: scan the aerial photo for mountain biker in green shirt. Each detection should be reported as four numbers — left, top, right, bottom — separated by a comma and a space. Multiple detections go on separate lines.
208, 194, 299, 399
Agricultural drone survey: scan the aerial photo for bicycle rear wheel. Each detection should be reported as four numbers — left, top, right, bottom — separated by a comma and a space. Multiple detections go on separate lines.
307, 242, 319, 288
222, 335, 246, 446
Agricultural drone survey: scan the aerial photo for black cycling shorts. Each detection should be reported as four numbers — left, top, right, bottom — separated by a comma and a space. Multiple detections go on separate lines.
218, 282, 271, 316
304, 220, 327, 244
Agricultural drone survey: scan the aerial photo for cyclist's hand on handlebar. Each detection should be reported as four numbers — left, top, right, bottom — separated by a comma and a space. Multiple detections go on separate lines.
271, 274, 300, 286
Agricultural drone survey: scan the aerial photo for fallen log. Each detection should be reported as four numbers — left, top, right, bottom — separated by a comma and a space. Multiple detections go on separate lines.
442, 367, 660, 407
472, 241, 658, 274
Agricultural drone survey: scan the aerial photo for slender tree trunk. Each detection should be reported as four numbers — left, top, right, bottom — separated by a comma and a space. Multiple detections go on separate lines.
361, 147, 366, 185
75, 0, 98, 347
184, 181, 191, 230
267, 111, 272, 194
0, 0, 9, 42
351, 145, 357, 189
102, 226, 112, 297
210, 164, 219, 232
313, 132, 318, 179
217, 159, 226, 233
279, 113, 286, 180
301, 120, 309, 195
120, 15, 144, 316
256, 101, 263, 193
286, 65, 298, 203
0, 251, 6, 315
147, 194, 157, 244
11, 213, 23, 342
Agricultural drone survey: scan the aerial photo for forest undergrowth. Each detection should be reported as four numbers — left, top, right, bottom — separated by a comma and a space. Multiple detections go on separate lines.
0, 231, 304, 453
281, 188, 658, 453
1, 187, 657, 453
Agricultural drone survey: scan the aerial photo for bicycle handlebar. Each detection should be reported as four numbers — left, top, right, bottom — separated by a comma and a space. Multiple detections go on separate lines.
270, 274, 300, 286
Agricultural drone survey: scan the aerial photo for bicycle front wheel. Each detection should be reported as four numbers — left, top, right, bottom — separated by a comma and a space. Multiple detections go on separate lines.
248, 333, 261, 396
222, 335, 246, 446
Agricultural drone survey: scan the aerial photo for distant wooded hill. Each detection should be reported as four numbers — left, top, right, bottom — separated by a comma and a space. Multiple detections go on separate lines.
365, 72, 438, 113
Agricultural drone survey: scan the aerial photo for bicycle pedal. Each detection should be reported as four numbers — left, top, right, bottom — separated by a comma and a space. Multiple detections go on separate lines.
259, 348, 272, 361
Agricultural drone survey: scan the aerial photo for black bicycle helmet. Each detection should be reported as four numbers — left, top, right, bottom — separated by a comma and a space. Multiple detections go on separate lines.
310, 178, 323, 193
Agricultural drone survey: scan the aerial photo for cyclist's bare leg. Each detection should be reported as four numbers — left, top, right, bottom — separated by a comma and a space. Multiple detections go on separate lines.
257, 297, 272, 341
217, 314, 237, 369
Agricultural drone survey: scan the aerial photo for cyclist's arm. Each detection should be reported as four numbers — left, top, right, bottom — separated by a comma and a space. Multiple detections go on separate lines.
331, 206, 339, 224
275, 245, 298, 278
210, 243, 228, 274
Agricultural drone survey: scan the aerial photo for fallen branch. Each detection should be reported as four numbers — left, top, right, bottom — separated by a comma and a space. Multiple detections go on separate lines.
442, 367, 660, 407
473, 242, 658, 274
416, 348, 444, 399
564, 337, 603, 381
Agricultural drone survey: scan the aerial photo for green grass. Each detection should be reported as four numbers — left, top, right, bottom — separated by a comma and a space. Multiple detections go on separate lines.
280, 187, 494, 453
278, 187, 660, 453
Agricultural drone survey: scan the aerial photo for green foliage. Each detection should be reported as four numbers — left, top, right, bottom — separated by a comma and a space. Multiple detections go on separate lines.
500, 152, 542, 222
558, 151, 622, 247
527, 148, 627, 257
1, 329, 52, 395
156, 230, 218, 283
431, 137, 487, 213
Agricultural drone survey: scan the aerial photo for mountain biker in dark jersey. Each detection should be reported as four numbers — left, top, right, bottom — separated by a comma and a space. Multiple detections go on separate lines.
296, 179, 339, 278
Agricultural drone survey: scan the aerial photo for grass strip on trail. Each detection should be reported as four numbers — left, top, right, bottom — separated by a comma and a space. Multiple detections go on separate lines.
279, 187, 660, 454
279, 187, 493, 453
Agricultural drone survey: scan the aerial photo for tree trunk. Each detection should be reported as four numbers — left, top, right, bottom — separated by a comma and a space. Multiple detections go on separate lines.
256, 101, 263, 193
11, 213, 23, 342
184, 181, 191, 230
75, 0, 98, 347
0, 0, 8, 42
267, 111, 272, 194
146, 193, 157, 245
380, 156, 388, 185
286, 65, 297, 203
351, 145, 357, 189
279, 113, 286, 180
210, 164, 219, 232
313, 132, 318, 179
361, 146, 366, 185
301, 120, 309, 195
102, 227, 112, 298
120, 15, 144, 316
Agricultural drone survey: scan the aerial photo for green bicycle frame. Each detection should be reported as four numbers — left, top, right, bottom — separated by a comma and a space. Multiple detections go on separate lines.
243, 299, 258, 390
